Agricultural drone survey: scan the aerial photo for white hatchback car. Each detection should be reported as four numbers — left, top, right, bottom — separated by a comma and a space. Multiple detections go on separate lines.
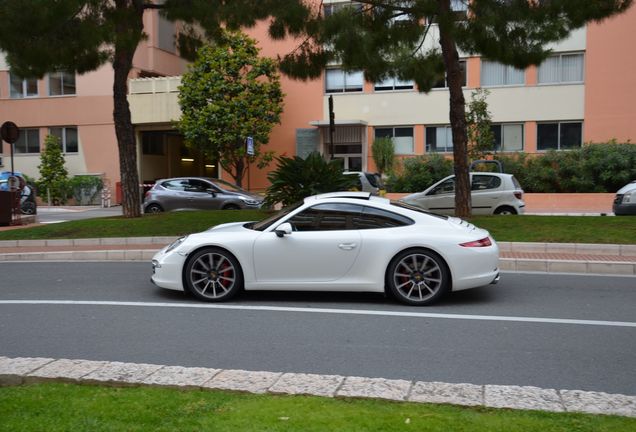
401, 173, 525, 215
151, 192, 500, 306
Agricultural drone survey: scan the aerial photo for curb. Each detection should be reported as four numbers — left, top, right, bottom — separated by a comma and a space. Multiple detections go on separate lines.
1, 356, 634, 417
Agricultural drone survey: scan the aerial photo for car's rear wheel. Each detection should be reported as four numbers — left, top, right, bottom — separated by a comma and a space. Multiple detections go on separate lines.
184, 247, 243, 302
387, 249, 450, 306
145, 203, 163, 214
494, 206, 517, 215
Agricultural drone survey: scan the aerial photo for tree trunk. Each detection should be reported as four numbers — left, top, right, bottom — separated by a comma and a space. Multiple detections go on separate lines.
234, 157, 245, 187
112, 2, 143, 218
438, 0, 471, 218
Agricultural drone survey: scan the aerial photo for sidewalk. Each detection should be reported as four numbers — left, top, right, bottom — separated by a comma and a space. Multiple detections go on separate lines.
1, 237, 635, 276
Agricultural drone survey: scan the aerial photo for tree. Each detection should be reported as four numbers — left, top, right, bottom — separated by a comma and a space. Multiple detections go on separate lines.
466, 88, 495, 160
178, 31, 284, 187
38, 135, 69, 205
0, 0, 309, 217
371, 137, 396, 176
273, 0, 632, 217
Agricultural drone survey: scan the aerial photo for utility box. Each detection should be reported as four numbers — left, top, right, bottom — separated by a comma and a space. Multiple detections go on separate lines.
0, 190, 18, 225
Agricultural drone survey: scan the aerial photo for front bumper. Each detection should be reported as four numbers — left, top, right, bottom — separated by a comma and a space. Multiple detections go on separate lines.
613, 203, 636, 215
150, 248, 187, 291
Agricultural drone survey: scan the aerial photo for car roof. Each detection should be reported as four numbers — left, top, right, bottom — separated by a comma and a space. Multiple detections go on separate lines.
309, 191, 372, 201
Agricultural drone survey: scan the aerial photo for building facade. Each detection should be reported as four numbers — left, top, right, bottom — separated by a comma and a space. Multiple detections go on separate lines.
2, 1, 635, 196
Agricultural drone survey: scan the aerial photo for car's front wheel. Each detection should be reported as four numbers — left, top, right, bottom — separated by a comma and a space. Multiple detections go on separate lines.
387, 249, 450, 306
184, 248, 243, 302
145, 203, 163, 214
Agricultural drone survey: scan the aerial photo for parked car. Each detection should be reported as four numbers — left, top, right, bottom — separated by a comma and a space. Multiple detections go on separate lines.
400, 172, 525, 215
0, 171, 37, 215
613, 180, 636, 216
143, 177, 264, 213
151, 191, 500, 306
344, 171, 385, 195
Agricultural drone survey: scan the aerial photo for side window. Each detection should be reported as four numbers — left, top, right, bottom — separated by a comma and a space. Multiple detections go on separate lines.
288, 203, 363, 231
472, 175, 502, 191
187, 179, 211, 192
429, 178, 455, 195
353, 206, 413, 229
162, 180, 187, 191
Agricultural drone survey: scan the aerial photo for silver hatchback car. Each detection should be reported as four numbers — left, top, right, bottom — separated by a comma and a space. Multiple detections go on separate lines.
143, 177, 263, 213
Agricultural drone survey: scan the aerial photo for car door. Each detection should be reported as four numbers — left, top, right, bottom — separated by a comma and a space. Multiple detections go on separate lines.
186, 179, 224, 210
422, 176, 456, 215
471, 174, 503, 215
252, 203, 362, 282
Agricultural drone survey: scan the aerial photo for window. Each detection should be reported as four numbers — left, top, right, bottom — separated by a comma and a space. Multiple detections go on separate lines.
481, 61, 524, 86
433, 60, 467, 88
289, 203, 364, 231
537, 122, 582, 151
142, 131, 166, 155
48, 72, 76, 96
472, 175, 502, 191
324, 1, 362, 17
538, 53, 584, 84
352, 206, 413, 229
426, 126, 453, 153
375, 76, 414, 91
325, 68, 364, 93
429, 177, 455, 195
375, 127, 414, 154
9, 73, 38, 98
162, 179, 188, 191
14, 129, 40, 154
157, 12, 176, 53
490, 123, 524, 152
49, 127, 79, 153
186, 179, 214, 193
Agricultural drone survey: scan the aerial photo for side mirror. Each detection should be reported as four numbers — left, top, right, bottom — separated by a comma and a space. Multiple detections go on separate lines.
274, 222, 293, 238
206, 188, 217, 197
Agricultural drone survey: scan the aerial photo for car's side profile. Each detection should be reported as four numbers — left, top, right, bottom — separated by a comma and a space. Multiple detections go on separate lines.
400, 173, 525, 215
151, 192, 500, 306
613, 180, 636, 216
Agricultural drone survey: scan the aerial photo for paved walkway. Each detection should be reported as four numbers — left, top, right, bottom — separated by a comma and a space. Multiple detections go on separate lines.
1, 356, 634, 417
1, 237, 635, 275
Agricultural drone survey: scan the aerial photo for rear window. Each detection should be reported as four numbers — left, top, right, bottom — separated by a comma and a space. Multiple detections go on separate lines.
511, 176, 522, 190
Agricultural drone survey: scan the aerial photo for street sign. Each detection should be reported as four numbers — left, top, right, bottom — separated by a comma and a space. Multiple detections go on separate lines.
0, 121, 19, 144
246, 136, 255, 156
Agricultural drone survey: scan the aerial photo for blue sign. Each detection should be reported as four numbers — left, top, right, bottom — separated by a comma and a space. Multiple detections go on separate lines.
246, 136, 255, 156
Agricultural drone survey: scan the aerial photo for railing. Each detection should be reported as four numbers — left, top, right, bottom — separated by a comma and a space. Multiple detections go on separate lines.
128, 76, 182, 94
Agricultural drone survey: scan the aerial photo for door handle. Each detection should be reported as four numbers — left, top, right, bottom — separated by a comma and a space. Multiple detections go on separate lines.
338, 243, 357, 250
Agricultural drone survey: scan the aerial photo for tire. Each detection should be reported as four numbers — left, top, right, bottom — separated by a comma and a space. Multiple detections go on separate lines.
21, 202, 36, 215
223, 204, 240, 210
386, 249, 450, 306
184, 247, 243, 302
494, 206, 517, 215
145, 203, 164, 214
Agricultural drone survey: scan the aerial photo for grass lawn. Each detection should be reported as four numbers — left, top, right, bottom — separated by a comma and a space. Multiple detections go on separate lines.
1, 383, 634, 432
0, 211, 634, 244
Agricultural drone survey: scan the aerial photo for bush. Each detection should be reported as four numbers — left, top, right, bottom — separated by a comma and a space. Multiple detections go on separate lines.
264, 152, 358, 206
70, 175, 103, 205
387, 154, 453, 193
37, 135, 69, 205
494, 142, 636, 192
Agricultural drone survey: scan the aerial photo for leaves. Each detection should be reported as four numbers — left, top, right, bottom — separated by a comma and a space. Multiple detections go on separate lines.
37, 135, 70, 205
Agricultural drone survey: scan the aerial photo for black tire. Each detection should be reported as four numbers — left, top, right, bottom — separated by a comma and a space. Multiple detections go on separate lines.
184, 247, 243, 302
386, 248, 450, 306
223, 204, 240, 210
494, 206, 517, 215
21, 202, 36, 215
145, 203, 164, 214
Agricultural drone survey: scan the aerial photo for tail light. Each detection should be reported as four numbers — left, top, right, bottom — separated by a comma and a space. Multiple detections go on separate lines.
514, 191, 523, 200
460, 237, 492, 247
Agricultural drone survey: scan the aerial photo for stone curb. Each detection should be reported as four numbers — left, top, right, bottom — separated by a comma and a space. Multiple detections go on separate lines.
1, 356, 634, 417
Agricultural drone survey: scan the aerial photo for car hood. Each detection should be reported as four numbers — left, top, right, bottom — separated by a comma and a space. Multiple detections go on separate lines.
616, 181, 636, 195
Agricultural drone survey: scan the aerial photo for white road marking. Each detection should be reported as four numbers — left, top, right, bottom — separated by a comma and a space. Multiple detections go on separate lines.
1, 300, 635, 328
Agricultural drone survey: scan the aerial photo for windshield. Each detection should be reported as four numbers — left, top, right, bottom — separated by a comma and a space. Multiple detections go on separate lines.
249, 202, 303, 231
210, 178, 246, 193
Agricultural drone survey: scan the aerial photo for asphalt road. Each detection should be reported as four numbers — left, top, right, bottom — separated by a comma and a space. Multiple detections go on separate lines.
0, 262, 634, 395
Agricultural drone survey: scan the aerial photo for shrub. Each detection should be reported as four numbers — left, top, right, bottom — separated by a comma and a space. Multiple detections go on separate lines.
387, 154, 453, 193
37, 135, 69, 205
70, 175, 103, 205
371, 137, 395, 176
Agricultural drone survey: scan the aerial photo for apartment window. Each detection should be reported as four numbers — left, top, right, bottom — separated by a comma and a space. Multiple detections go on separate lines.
157, 12, 176, 53
49, 127, 79, 153
375, 76, 414, 91
538, 53, 584, 84
375, 127, 414, 154
142, 131, 166, 155
325, 68, 363, 93
9, 73, 38, 98
537, 122, 582, 151
481, 60, 524, 87
324, 1, 362, 17
48, 72, 76, 96
426, 126, 453, 153
433, 60, 467, 88
490, 123, 524, 152
14, 129, 40, 154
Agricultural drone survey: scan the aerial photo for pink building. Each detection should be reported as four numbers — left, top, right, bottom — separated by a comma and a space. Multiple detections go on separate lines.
2, 2, 635, 196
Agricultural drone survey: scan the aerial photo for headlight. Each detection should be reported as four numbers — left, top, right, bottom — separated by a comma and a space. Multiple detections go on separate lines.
239, 196, 262, 205
165, 235, 188, 253
623, 192, 634, 204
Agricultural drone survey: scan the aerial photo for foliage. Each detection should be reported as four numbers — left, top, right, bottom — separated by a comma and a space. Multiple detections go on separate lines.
494, 142, 636, 193
371, 137, 396, 176
178, 31, 284, 187
69, 175, 103, 206
387, 154, 453, 193
264, 152, 358, 207
37, 135, 69, 205
466, 89, 495, 160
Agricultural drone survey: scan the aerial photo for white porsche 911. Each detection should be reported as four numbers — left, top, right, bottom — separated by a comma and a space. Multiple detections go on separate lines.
151, 192, 500, 306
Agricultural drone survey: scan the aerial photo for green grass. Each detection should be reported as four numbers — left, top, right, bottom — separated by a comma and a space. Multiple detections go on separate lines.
0, 383, 633, 432
0, 211, 634, 244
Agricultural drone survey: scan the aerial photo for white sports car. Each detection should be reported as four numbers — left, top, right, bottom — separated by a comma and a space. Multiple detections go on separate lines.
151, 192, 500, 306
